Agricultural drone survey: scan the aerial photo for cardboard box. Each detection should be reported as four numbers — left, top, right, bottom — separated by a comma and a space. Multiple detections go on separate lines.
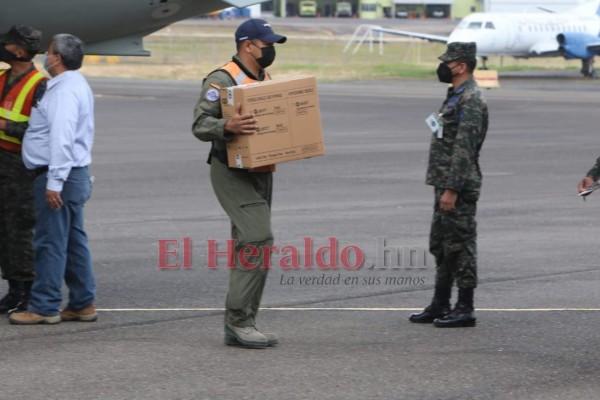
220, 75, 324, 169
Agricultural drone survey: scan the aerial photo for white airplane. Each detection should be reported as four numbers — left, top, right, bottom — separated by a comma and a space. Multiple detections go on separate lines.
371, 1, 600, 78
0, 0, 267, 56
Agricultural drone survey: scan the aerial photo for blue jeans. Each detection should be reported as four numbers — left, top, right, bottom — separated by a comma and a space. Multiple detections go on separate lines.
29, 167, 95, 316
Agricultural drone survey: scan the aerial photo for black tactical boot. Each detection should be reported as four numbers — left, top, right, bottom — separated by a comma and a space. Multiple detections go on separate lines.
0, 280, 33, 315
434, 287, 476, 328
0, 280, 21, 314
409, 286, 451, 323
8, 280, 33, 315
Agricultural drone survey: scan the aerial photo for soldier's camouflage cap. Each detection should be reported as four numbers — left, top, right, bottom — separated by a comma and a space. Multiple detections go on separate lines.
438, 42, 477, 62
1, 24, 42, 54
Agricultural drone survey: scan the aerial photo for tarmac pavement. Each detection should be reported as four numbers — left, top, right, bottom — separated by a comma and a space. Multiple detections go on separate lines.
1, 74, 599, 399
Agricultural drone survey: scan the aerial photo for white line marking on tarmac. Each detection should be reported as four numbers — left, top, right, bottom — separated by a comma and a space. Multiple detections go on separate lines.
97, 307, 600, 312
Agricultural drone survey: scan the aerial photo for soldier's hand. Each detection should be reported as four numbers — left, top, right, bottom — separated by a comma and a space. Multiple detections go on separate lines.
440, 189, 457, 212
578, 176, 595, 193
46, 189, 63, 210
224, 103, 258, 135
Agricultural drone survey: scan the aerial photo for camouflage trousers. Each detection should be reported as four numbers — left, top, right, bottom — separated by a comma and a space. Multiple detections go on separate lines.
429, 188, 479, 289
0, 172, 36, 282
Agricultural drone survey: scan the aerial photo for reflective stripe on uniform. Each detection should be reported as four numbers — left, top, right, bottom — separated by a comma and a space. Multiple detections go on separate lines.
0, 69, 46, 147
219, 62, 270, 85
0, 71, 45, 122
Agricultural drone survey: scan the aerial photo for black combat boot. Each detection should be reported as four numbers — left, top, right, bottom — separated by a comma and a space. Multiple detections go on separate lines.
0, 280, 21, 314
409, 286, 451, 323
8, 280, 33, 314
0, 280, 33, 315
433, 287, 476, 328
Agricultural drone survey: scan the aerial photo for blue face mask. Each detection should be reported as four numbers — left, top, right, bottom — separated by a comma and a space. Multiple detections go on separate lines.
42, 51, 58, 71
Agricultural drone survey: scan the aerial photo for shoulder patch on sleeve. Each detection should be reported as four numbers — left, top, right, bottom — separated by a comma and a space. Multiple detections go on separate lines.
205, 88, 220, 102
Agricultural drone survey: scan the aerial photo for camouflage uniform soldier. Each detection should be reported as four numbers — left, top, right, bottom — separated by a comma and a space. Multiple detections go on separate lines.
409, 42, 488, 328
192, 19, 286, 348
0, 25, 47, 314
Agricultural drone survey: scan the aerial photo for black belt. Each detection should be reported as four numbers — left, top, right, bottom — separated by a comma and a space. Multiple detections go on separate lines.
34, 166, 48, 177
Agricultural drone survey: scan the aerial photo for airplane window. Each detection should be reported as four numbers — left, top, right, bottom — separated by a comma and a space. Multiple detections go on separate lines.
485, 22, 495, 29
467, 22, 482, 29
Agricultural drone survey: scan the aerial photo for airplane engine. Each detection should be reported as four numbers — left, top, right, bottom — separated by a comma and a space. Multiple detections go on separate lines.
557, 33, 597, 60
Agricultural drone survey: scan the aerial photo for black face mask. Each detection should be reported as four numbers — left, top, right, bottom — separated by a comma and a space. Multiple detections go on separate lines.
0, 44, 30, 63
252, 44, 276, 69
436, 62, 459, 84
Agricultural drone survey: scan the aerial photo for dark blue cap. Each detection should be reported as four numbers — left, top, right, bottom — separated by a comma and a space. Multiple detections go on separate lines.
235, 19, 287, 44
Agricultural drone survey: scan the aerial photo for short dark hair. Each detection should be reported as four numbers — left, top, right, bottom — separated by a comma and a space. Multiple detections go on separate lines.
236, 41, 245, 53
53, 34, 85, 70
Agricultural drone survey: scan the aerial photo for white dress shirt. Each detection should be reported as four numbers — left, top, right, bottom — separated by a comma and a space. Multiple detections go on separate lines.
22, 70, 94, 191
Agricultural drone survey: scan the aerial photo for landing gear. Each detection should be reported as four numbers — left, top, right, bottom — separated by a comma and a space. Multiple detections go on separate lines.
480, 56, 489, 70
581, 58, 597, 79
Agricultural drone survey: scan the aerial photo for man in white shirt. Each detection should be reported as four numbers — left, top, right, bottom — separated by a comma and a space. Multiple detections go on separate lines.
10, 34, 96, 325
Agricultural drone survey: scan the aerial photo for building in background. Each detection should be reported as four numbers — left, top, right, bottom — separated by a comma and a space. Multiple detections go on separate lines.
392, 1, 454, 19
270, 0, 593, 18
272, 0, 458, 17
452, 0, 483, 17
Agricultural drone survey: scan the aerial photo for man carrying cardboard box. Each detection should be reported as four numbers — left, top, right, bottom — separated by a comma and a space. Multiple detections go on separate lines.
192, 19, 286, 349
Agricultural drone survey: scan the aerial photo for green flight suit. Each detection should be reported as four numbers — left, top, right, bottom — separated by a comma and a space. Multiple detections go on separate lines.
192, 56, 273, 328
426, 77, 488, 289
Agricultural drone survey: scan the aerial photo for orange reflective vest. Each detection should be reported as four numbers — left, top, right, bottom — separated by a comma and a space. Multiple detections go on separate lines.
219, 61, 271, 85
0, 69, 47, 152
218, 62, 275, 173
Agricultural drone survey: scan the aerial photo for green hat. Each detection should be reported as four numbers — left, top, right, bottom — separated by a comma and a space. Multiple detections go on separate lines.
438, 42, 477, 62
1, 24, 42, 54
